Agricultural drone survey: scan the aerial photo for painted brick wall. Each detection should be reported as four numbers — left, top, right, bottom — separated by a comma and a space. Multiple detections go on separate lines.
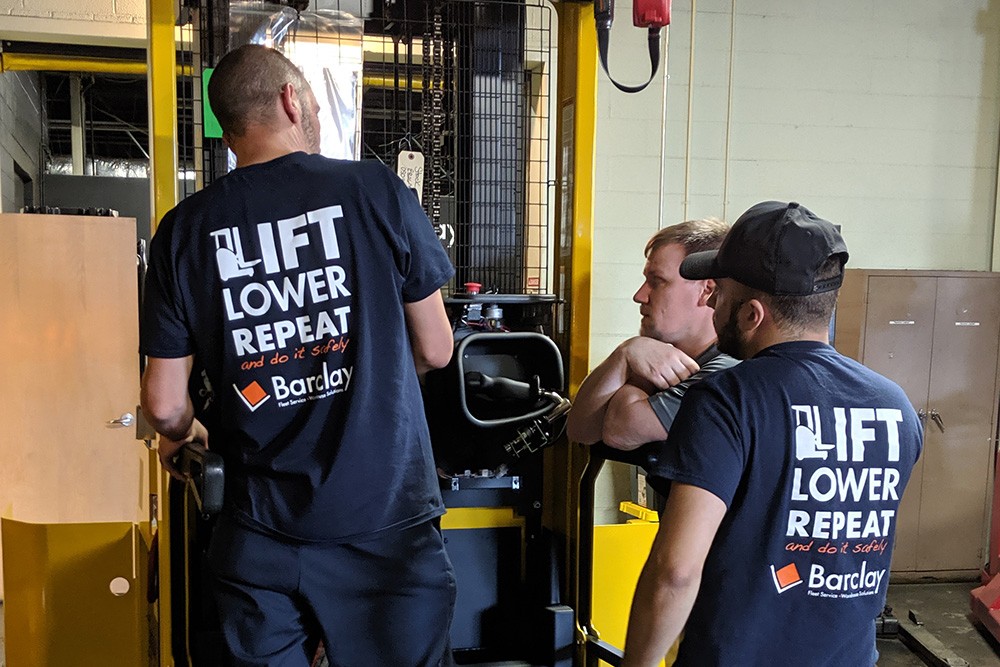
590, 0, 670, 523
658, 0, 1000, 270
593, 0, 1000, 357
0, 0, 145, 46
0, 71, 42, 213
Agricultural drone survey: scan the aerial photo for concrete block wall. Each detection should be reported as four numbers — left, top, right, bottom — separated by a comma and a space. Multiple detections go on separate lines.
589, 0, 1000, 523
0, 71, 42, 213
0, 0, 145, 46
659, 0, 1000, 271
589, 0, 671, 523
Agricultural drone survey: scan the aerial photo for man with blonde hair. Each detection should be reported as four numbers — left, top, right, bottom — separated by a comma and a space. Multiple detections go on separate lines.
568, 218, 737, 461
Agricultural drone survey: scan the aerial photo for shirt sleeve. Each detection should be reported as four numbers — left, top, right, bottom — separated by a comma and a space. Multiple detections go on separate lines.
139, 214, 194, 358
648, 387, 684, 432
647, 355, 739, 432
388, 170, 455, 303
646, 380, 746, 507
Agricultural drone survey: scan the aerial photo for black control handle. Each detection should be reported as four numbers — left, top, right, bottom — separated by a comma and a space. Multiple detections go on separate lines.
178, 441, 225, 516
465, 371, 540, 402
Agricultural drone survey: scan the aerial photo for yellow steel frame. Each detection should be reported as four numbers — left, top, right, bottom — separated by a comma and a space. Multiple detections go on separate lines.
147, 0, 179, 665
1, 519, 147, 665
0, 53, 146, 74
548, 2, 598, 663
441, 506, 526, 530
148, 0, 179, 233
139, 2, 600, 665
0, 52, 193, 76
556, 3, 596, 402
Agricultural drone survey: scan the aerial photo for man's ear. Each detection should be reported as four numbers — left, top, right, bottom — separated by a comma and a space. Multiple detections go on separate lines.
279, 82, 301, 123
698, 279, 716, 307
741, 298, 766, 335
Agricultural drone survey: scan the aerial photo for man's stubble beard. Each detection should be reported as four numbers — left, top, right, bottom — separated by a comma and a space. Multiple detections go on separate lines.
716, 306, 749, 360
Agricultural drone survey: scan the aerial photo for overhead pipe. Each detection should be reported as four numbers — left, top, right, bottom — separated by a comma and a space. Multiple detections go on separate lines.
722, 0, 736, 223
681, 0, 695, 220
0, 52, 192, 75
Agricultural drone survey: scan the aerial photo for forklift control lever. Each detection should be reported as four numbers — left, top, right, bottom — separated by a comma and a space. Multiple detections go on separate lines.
178, 441, 225, 517
464, 371, 540, 402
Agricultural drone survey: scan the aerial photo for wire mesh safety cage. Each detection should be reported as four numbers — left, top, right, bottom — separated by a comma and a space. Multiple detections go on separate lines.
174, 0, 557, 296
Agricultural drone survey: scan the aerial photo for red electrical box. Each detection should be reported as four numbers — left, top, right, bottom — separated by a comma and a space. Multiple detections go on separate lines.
633, 0, 670, 29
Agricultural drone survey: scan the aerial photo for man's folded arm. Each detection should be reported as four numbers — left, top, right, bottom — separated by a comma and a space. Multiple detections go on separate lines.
602, 384, 669, 450
566, 348, 630, 444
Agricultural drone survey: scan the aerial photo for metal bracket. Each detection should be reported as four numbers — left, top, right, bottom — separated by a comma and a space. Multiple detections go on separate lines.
898, 615, 970, 667
134, 405, 157, 444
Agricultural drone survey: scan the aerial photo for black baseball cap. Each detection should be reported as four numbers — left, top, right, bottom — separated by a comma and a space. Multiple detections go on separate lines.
680, 201, 849, 296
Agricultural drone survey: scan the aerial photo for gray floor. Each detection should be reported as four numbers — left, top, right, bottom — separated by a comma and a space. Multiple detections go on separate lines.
0, 586, 997, 666
879, 581, 1000, 666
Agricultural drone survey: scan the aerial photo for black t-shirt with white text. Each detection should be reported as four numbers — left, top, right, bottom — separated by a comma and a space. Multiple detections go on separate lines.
650, 341, 922, 666
141, 152, 454, 543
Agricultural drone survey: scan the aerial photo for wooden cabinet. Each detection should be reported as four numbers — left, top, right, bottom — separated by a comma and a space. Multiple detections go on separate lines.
0, 213, 149, 663
835, 270, 1000, 576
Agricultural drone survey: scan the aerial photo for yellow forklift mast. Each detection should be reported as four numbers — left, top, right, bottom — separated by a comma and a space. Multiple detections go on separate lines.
144, 4, 609, 665
142, 5, 598, 665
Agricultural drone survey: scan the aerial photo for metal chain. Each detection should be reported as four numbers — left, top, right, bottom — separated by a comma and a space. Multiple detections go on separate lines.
422, 2, 446, 225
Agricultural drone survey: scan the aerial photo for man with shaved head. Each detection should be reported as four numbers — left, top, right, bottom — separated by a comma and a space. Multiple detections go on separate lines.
140, 44, 456, 666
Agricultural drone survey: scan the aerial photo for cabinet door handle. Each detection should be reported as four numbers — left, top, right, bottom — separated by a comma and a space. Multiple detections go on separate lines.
107, 412, 135, 428
917, 408, 927, 426
929, 409, 945, 433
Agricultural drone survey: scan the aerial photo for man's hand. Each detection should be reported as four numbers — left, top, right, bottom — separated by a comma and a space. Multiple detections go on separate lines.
568, 336, 700, 446
619, 337, 700, 391
157, 418, 209, 481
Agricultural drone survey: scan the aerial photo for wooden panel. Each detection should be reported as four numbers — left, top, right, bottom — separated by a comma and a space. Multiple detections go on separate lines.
0, 214, 146, 597
917, 276, 1000, 571
861, 275, 937, 573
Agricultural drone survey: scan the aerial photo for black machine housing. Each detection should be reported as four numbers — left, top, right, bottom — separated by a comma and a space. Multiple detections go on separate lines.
422, 293, 572, 665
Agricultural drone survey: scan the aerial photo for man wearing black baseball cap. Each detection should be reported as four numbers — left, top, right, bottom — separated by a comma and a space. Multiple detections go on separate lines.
622, 202, 923, 667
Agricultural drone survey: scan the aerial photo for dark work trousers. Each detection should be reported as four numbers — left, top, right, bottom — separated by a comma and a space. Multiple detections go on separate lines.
208, 515, 456, 667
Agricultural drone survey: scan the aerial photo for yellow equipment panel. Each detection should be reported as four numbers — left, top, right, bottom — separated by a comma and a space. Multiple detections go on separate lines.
2, 518, 147, 666
593, 520, 676, 666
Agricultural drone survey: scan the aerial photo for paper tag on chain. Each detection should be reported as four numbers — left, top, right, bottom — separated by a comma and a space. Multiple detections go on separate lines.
397, 151, 425, 204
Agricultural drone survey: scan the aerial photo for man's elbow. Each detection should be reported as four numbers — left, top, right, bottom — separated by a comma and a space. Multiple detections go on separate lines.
566, 415, 598, 445
140, 389, 187, 432
601, 424, 643, 451
654, 561, 702, 592
414, 340, 453, 373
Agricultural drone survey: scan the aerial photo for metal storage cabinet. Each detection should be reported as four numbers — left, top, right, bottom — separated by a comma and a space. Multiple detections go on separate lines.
835, 269, 1000, 576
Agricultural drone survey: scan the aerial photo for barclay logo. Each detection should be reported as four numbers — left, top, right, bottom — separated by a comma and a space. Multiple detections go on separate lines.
808, 561, 885, 595
770, 563, 803, 594
272, 362, 353, 401
234, 380, 270, 412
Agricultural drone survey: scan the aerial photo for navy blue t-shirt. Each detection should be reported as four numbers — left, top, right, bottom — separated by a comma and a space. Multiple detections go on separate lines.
649, 341, 922, 666
141, 152, 454, 543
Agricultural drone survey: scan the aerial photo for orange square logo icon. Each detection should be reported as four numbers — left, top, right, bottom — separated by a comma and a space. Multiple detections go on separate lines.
770, 563, 803, 594
234, 381, 270, 411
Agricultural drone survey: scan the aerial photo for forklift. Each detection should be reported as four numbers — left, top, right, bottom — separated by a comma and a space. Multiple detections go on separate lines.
0, 0, 671, 664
